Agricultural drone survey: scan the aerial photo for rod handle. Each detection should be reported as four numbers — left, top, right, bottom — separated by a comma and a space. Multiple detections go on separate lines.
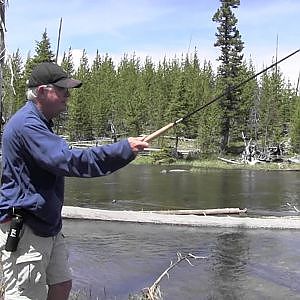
143, 122, 175, 142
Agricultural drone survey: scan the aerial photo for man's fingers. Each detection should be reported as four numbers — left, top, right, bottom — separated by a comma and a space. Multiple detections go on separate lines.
128, 137, 149, 152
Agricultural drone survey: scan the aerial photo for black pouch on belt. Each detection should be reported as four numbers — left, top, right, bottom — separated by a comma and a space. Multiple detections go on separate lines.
5, 214, 24, 252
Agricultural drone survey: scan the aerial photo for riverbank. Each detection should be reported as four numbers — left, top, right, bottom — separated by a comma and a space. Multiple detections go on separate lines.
133, 155, 300, 171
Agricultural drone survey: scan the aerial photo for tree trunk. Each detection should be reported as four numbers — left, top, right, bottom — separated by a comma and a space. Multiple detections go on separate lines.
220, 116, 230, 152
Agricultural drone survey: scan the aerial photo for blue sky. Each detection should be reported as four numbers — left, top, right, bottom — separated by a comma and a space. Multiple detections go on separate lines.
5, 0, 300, 85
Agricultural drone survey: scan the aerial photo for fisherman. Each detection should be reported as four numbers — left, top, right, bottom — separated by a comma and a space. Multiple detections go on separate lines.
0, 62, 149, 300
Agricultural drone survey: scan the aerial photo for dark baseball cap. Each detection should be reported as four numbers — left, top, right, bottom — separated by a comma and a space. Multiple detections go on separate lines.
27, 62, 82, 88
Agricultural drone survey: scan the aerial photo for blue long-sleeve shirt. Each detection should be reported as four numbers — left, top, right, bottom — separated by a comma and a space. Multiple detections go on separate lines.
0, 101, 135, 236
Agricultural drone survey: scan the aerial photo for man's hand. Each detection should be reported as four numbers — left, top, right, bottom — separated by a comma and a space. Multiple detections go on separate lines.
127, 137, 149, 154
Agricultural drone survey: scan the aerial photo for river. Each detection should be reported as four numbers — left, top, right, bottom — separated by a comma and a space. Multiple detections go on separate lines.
62, 165, 300, 299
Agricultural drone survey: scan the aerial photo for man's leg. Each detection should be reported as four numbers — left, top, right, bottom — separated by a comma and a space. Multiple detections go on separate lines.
0, 224, 50, 300
46, 232, 72, 300
47, 280, 72, 300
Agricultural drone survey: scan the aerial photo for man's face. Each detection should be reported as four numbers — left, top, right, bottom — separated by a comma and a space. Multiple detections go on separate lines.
37, 84, 70, 119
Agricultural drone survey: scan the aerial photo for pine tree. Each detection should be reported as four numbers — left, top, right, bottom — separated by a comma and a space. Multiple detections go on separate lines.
196, 60, 220, 153
68, 49, 93, 140
116, 54, 143, 136
258, 67, 294, 148
229, 60, 259, 143
291, 96, 300, 152
137, 56, 157, 135
212, 0, 244, 152
90, 52, 117, 139
32, 29, 55, 64
61, 47, 75, 76
55, 48, 76, 135
165, 57, 182, 123
155, 57, 174, 127
23, 29, 55, 81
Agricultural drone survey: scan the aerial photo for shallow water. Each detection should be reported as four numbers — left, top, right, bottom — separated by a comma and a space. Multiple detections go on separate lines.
63, 165, 300, 299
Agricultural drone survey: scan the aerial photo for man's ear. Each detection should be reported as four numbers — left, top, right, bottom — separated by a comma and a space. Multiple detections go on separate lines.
36, 85, 47, 98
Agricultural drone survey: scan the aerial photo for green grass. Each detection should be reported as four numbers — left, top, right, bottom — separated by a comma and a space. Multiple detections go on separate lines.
133, 155, 300, 171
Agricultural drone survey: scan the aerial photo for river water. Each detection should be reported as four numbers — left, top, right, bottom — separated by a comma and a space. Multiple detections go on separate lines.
63, 165, 300, 299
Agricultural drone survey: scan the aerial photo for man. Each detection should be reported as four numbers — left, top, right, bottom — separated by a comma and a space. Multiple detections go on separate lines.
0, 62, 149, 300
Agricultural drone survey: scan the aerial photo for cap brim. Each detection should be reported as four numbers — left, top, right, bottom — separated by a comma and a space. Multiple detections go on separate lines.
53, 78, 82, 88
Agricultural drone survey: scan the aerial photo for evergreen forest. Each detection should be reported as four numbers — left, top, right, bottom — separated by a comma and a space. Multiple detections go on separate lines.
2, 0, 300, 155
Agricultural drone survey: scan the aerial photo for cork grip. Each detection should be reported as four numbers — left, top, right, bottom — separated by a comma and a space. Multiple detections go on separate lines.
143, 122, 175, 142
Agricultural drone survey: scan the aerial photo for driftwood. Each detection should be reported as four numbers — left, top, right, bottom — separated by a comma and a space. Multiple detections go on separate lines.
149, 208, 247, 215
217, 157, 242, 164
62, 206, 300, 229
218, 133, 292, 166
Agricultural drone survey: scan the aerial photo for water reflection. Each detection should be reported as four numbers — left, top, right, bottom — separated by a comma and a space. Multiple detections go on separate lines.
210, 232, 249, 299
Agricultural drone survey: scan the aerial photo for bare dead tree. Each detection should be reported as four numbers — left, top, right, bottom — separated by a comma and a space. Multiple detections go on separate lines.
0, 0, 6, 136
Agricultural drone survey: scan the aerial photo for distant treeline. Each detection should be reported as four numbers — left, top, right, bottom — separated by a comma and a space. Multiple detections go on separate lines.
2, 32, 300, 154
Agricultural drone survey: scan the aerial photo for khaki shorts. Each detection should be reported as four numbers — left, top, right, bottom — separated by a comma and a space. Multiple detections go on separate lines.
0, 222, 72, 300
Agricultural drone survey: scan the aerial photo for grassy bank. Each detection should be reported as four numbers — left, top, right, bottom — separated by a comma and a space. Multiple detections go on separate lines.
133, 155, 300, 171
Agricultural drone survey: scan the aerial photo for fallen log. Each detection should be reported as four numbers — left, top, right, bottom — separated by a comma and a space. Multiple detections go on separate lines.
62, 206, 300, 230
217, 157, 243, 164
149, 208, 247, 215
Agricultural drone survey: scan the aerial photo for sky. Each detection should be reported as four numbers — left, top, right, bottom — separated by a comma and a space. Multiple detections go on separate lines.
4, 0, 300, 86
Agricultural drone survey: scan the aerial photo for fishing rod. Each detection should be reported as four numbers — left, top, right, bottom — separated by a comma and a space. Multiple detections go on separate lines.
144, 48, 300, 142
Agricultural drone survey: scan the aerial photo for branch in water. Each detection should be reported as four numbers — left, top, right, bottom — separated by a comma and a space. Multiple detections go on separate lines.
140, 252, 207, 300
